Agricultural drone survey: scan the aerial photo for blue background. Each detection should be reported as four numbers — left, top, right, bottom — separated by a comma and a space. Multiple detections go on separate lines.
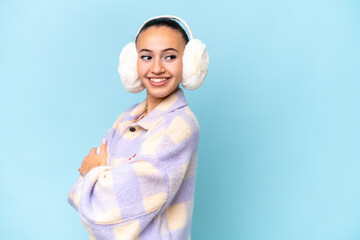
1, 0, 359, 239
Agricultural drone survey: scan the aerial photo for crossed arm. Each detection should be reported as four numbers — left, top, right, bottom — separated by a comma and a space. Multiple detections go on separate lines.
78, 139, 108, 177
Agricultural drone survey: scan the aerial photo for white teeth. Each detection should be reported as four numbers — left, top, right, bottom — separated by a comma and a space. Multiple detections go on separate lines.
149, 78, 168, 83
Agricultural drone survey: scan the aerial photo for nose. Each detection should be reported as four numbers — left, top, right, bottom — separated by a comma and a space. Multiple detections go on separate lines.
151, 58, 165, 74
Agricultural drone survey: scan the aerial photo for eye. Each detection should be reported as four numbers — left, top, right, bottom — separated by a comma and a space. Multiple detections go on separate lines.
165, 55, 176, 60
140, 55, 152, 61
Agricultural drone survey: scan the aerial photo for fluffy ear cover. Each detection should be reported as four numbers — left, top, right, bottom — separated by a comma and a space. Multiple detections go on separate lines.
181, 39, 209, 90
118, 42, 145, 93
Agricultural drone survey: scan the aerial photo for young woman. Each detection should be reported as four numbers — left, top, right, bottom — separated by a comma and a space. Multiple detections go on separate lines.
68, 16, 209, 240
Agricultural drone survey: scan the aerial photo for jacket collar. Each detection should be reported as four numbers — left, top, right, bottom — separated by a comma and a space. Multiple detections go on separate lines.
122, 88, 188, 130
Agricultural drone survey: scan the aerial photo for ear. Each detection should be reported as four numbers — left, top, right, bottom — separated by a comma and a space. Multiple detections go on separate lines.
182, 39, 209, 90
118, 42, 145, 93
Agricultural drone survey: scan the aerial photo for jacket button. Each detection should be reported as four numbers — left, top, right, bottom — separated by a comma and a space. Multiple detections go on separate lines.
129, 127, 136, 132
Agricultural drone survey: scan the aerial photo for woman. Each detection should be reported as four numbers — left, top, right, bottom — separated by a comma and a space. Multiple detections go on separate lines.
68, 15, 209, 240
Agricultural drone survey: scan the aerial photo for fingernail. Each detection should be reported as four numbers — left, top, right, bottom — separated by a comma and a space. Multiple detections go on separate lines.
102, 138, 106, 144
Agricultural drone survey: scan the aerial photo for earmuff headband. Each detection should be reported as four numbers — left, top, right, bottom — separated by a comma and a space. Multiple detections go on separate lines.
134, 15, 194, 41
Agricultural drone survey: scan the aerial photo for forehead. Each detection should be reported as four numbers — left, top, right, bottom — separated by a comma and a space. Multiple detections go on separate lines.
136, 26, 186, 51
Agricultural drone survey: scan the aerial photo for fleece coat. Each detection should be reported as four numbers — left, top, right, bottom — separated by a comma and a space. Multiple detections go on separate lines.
68, 88, 200, 240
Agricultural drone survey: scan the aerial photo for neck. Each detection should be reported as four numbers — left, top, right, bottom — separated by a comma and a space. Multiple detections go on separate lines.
145, 87, 179, 113
146, 94, 163, 113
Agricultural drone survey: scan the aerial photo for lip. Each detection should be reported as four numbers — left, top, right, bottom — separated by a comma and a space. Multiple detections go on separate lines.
147, 77, 171, 87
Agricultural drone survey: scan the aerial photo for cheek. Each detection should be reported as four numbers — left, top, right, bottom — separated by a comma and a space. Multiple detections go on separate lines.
168, 59, 183, 78
137, 60, 147, 77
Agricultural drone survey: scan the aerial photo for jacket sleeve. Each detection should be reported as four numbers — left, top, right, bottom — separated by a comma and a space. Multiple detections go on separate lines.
67, 114, 200, 239
67, 111, 125, 212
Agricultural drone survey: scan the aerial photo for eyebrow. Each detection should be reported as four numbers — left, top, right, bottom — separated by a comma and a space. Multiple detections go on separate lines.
163, 48, 178, 52
139, 48, 179, 53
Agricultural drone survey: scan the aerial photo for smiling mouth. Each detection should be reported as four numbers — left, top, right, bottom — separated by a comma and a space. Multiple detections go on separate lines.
149, 77, 169, 83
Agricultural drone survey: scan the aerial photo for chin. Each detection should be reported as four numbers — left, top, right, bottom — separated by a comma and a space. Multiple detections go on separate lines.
146, 87, 173, 99
145, 85, 180, 100
142, 78, 181, 100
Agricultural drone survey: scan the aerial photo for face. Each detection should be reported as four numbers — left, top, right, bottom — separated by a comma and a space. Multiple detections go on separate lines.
136, 26, 186, 101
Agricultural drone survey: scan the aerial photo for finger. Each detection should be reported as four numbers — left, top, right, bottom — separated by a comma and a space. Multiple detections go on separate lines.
90, 148, 97, 155
100, 139, 107, 155
100, 157, 107, 166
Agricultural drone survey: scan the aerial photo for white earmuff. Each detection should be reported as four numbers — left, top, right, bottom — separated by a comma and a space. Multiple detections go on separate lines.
118, 15, 209, 93
118, 42, 144, 93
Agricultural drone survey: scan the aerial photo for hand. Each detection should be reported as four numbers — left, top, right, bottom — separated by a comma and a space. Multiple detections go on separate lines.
78, 139, 108, 177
